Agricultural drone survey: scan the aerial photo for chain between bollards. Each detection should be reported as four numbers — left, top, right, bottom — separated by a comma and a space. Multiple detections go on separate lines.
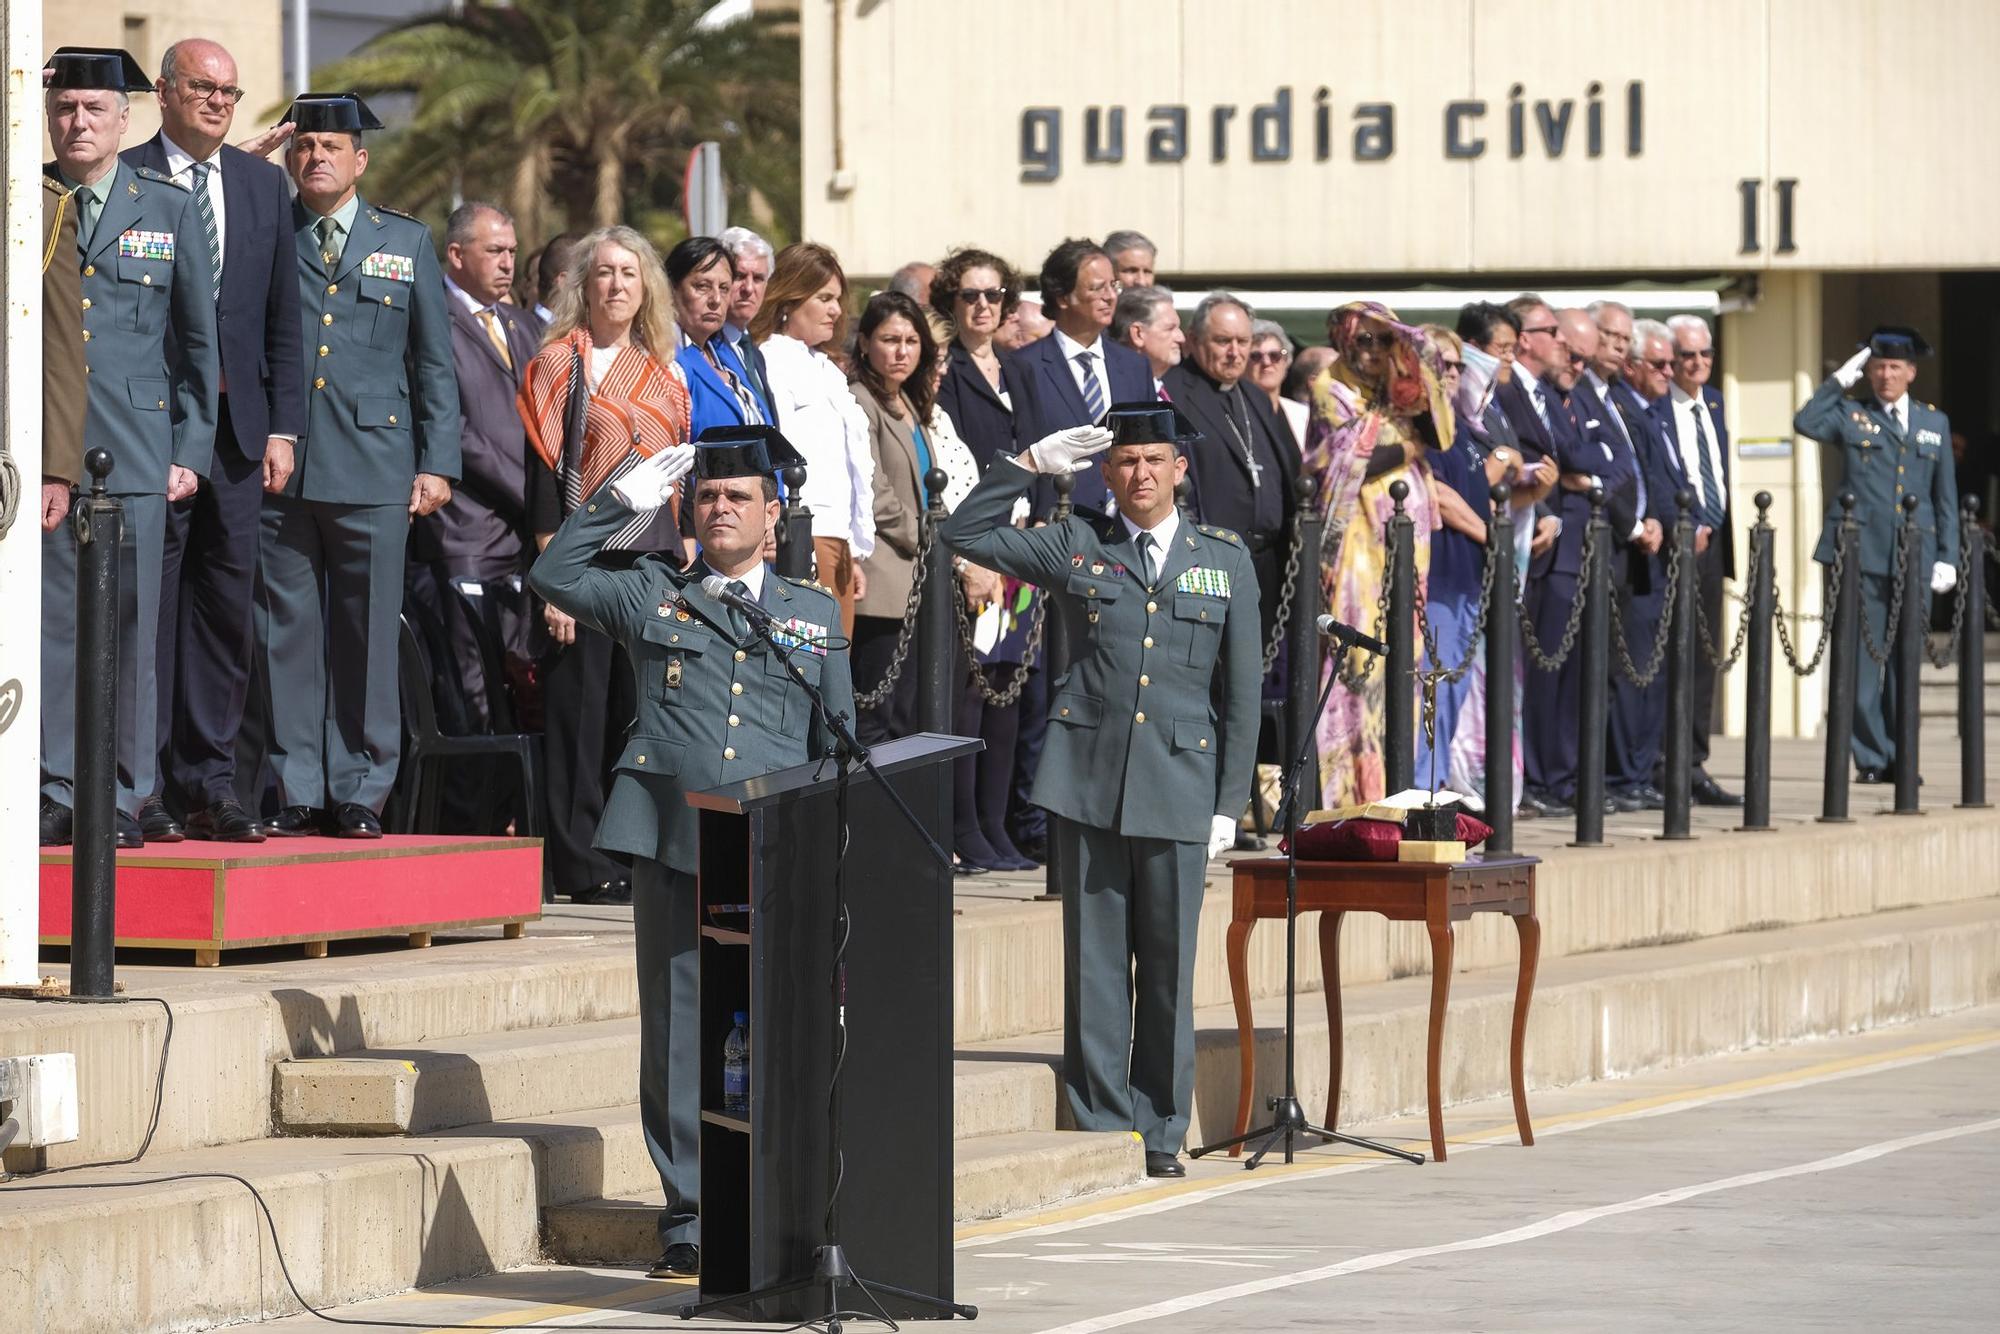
1484, 485, 1517, 855
917, 468, 955, 735
1659, 491, 1697, 840
1384, 480, 1415, 795
72, 449, 121, 998
1820, 493, 1862, 822
1960, 495, 1990, 809
1892, 494, 1924, 815
1571, 487, 1611, 847
1038, 469, 1077, 904
1286, 477, 1324, 795
1740, 493, 1777, 831
774, 463, 813, 581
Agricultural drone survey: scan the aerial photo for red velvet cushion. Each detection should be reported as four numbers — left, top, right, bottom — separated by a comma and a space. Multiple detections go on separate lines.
1282, 812, 1494, 861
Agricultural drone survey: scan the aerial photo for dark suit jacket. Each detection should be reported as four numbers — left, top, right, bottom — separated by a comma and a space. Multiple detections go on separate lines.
1500, 371, 1600, 579
1161, 362, 1299, 539
122, 136, 302, 462
412, 295, 540, 569
1011, 331, 1154, 516
1609, 379, 1686, 595
1648, 384, 1735, 578
936, 341, 1021, 471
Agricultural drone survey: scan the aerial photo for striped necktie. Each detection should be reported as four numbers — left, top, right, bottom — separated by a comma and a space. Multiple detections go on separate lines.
188, 161, 221, 299
1689, 400, 1724, 528
1076, 349, 1106, 421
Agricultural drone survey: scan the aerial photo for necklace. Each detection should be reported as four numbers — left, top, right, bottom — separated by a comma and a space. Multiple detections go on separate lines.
1218, 387, 1263, 489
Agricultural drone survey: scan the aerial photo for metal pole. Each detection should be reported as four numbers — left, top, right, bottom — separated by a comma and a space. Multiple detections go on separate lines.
1660, 491, 1696, 840
1287, 478, 1324, 795
1484, 485, 1517, 855
1740, 492, 1776, 831
916, 468, 954, 734
1038, 470, 1076, 903
1820, 493, 1861, 823
71, 450, 121, 997
1384, 480, 1414, 795
774, 464, 814, 581
1959, 496, 1989, 809
1571, 487, 1610, 847
1893, 494, 1923, 815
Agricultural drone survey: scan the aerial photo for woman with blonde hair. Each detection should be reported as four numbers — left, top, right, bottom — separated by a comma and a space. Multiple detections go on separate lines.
518, 225, 693, 905
750, 241, 876, 635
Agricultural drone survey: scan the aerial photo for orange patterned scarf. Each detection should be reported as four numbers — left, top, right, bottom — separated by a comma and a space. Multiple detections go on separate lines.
518, 329, 692, 513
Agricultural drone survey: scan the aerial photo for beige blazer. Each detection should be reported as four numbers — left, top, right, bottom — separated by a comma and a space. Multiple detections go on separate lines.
854, 380, 927, 618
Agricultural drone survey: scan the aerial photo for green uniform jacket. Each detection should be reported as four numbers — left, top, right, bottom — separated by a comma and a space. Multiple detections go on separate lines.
290, 194, 461, 504
48, 160, 219, 495
1797, 376, 1959, 577
529, 487, 855, 875
942, 457, 1261, 845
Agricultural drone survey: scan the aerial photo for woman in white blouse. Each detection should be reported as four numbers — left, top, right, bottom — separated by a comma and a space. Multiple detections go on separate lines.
750, 242, 875, 636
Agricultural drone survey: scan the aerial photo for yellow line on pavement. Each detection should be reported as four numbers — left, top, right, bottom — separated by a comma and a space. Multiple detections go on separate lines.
414, 1276, 688, 1333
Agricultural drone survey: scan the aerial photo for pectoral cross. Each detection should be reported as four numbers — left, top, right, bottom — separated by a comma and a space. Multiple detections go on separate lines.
1418, 665, 1448, 800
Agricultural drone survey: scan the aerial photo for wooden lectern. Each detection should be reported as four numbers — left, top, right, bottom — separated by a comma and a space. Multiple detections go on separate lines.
687, 732, 978, 1322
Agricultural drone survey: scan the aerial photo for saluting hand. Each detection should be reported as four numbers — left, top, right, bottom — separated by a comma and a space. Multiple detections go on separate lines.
1020, 425, 1114, 475
608, 443, 696, 513
263, 438, 294, 494
409, 473, 453, 516
236, 122, 294, 160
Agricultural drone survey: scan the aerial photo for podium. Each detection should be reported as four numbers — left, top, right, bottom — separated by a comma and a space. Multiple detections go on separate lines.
688, 732, 979, 1321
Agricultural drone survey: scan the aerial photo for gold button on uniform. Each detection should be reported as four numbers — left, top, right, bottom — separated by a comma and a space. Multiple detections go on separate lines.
80, 298, 90, 310
157, 398, 166, 408
322, 313, 334, 325
1134, 711, 1146, 723
388, 414, 398, 425
1087, 586, 1097, 596
383, 295, 393, 306
313, 376, 325, 389
723, 746, 737, 760
636, 755, 647, 765
1060, 706, 1071, 717
734, 649, 747, 662
83, 265, 94, 277
730, 682, 743, 695
1143, 636, 1154, 648
82, 330, 91, 342
1199, 738, 1208, 749
728, 715, 740, 727
1146, 600, 1157, 613
318, 345, 329, 357
326, 283, 338, 295
1139, 674, 1150, 687
140, 274, 152, 286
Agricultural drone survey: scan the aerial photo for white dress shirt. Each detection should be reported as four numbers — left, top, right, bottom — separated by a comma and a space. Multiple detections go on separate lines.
1881, 392, 1910, 433
704, 557, 766, 602
757, 333, 877, 559
1055, 326, 1110, 415
160, 132, 225, 279
1584, 367, 1646, 538
1668, 383, 1729, 522
1120, 506, 1181, 582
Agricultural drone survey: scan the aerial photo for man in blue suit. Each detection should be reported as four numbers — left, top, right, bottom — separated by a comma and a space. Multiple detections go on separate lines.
125, 38, 303, 844
1649, 314, 1740, 806
1011, 238, 1155, 518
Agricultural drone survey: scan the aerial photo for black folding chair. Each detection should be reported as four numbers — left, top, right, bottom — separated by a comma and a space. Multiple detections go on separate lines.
389, 615, 545, 838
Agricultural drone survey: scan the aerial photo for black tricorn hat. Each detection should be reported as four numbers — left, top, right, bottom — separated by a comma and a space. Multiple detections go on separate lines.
1863, 326, 1934, 361
692, 424, 808, 481
281, 93, 386, 133
1104, 402, 1197, 450
44, 47, 151, 94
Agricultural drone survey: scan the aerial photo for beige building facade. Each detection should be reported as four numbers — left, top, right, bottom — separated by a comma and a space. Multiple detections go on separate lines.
44, 2, 284, 146
804, 0, 2000, 739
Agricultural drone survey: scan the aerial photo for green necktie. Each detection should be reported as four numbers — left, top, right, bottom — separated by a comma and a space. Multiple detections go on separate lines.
316, 215, 340, 266
74, 184, 99, 252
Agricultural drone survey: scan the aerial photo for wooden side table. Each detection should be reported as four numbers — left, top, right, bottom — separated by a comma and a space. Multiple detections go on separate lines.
1224, 853, 1540, 1162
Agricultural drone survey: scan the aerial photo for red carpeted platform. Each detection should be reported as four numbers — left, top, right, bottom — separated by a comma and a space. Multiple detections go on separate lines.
39, 835, 543, 965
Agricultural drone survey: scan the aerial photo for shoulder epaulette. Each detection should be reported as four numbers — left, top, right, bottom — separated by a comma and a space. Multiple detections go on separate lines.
41, 175, 68, 198
782, 574, 835, 597
1197, 524, 1242, 546
133, 165, 186, 190
373, 204, 423, 224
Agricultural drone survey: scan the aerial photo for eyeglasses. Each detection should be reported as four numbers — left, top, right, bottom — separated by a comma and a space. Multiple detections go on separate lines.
1567, 351, 1589, 365
1440, 360, 1464, 372
1350, 332, 1394, 352
183, 77, 246, 105
1247, 349, 1289, 366
955, 288, 1005, 307
1642, 357, 1673, 372
1676, 348, 1715, 361
1520, 324, 1558, 338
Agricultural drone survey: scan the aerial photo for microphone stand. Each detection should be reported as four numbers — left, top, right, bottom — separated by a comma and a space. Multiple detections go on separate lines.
1190, 625, 1425, 1169
680, 601, 971, 1329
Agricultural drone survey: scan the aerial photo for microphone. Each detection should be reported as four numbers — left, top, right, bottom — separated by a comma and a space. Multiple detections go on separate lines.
701, 574, 776, 625
1316, 614, 1388, 657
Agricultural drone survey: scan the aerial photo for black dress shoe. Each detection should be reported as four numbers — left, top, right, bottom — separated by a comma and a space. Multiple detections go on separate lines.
1634, 783, 1667, 810
333, 803, 383, 838
648, 1242, 699, 1277
40, 796, 73, 846
1144, 1150, 1186, 1179
115, 811, 144, 849
1609, 788, 1646, 813
137, 795, 185, 843
951, 860, 991, 877
1691, 777, 1743, 807
1233, 831, 1266, 852
1013, 833, 1048, 865
1855, 766, 1888, 785
263, 805, 324, 837
1535, 792, 1575, 818
186, 800, 267, 843
570, 879, 633, 905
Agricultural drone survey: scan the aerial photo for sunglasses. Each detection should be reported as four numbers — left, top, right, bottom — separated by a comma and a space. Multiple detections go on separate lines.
1567, 350, 1590, 365
955, 288, 1006, 306
1520, 324, 1559, 338
1350, 332, 1395, 352
1247, 349, 1289, 365
1643, 357, 1673, 372
1676, 348, 1715, 361
1440, 359, 1464, 372
183, 77, 246, 105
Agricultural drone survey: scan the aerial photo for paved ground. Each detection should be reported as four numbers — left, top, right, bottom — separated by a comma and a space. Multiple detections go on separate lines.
251, 1004, 2000, 1333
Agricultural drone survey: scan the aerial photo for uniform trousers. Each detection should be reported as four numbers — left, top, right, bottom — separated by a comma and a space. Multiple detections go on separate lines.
256, 496, 407, 810
1851, 572, 1926, 773
1052, 816, 1206, 1154
156, 402, 265, 810
633, 857, 700, 1249
42, 491, 167, 818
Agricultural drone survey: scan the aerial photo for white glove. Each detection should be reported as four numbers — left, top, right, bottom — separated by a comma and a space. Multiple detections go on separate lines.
1208, 814, 1237, 859
1931, 561, 1957, 594
609, 443, 696, 512
1022, 425, 1114, 475
1834, 346, 1872, 389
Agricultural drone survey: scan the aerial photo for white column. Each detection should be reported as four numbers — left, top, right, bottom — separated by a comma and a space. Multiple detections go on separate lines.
0, 0, 47, 987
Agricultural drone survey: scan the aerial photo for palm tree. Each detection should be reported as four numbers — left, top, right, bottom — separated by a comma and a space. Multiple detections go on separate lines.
304, 0, 800, 248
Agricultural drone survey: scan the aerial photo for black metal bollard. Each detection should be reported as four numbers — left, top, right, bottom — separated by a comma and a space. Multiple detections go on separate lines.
1893, 494, 1924, 815
1384, 480, 1415, 795
1287, 478, 1325, 795
1660, 491, 1697, 840
1484, 486, 1517, 855
1740, 493, 1777, 832
917, 468, 954, 735
774, 464, 814, 581
1038, 470, 1077, 903
1960, 496, 1989, 809
72, 449, 121, 997
1571, 487, 1611, 848
1820, 493, 1861, 823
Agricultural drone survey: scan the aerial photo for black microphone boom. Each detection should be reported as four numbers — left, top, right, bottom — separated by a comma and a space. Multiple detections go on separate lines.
702, 573, 776, 624
1316, 614, 1387, 657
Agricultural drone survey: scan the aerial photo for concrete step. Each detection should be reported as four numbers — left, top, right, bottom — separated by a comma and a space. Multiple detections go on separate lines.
541, 1128, 1146, 1264
13, 897, 1997, 1334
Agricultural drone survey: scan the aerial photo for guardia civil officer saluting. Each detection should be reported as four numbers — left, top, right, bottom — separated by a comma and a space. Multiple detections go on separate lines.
941, 404, 1260, 1178
1796, 326, 1960, 785
529, 424, 852, 1279
253, 94, 460, 838
40, 47, 219, 848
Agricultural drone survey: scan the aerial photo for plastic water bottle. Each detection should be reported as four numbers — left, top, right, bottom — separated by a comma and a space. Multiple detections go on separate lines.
722, 1012, 750, 1117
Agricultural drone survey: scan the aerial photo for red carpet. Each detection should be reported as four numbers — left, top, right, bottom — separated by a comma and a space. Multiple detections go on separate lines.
39, 835, 542, 965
